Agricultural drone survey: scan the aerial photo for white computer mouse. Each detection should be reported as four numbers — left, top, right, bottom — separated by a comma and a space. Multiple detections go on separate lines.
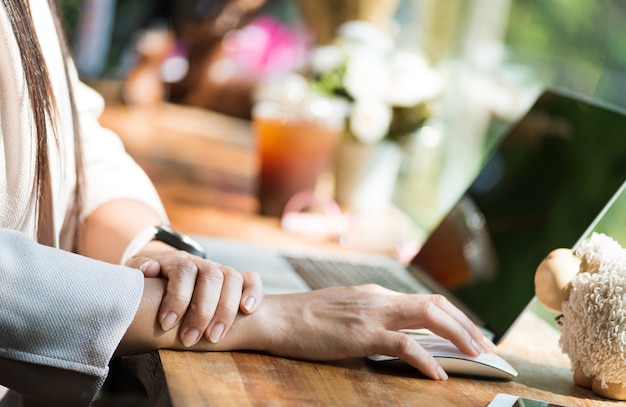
368, 334, 518, 380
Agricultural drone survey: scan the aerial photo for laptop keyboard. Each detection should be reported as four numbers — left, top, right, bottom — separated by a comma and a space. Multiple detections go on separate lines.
283, 255, 417, 294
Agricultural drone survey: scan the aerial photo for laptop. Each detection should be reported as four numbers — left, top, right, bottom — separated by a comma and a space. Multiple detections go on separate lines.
195, 87, 626, 345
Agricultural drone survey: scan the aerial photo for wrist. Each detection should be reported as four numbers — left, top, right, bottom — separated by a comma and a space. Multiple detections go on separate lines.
192, 296, 275, 353
120, 224, 206, 264
141, 240, 178, 254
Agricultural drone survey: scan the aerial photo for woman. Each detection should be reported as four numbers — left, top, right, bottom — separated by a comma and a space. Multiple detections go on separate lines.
0, 1, 493, 406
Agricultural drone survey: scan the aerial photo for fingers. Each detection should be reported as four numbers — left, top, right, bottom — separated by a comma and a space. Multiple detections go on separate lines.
361, 289, 494, 379
365, 293, 494, 380
417, 294, 494, 355
179, 264, 243, 346
358, 286, 492, 354
240, 272, 263, 314
124, 256, 161, 277
165, 264, 263, 347
125, 255, 194, 332
128, 251, 264, 348
379, 292, 494, 371
159, 256, 200, 334
371, 330, 448, 380
158, 257, 239, 347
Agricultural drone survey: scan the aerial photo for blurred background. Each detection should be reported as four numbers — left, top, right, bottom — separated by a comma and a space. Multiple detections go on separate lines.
61, 0, 626, 236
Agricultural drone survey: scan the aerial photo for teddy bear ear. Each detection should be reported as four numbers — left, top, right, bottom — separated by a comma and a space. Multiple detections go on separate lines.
534, 248, 580, 312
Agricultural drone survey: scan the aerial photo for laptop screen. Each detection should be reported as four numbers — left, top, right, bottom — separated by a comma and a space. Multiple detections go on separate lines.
411, 89, 626, 341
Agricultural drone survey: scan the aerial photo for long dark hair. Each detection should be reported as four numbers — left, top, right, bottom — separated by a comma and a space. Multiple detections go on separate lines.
2, 0, 83, 249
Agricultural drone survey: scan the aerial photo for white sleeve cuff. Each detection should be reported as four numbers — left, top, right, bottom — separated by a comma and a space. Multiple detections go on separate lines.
120, 225, 158, 265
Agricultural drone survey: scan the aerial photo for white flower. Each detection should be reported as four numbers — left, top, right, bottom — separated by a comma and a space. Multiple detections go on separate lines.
308, 45, 344, 75
385, 50, 443, 107
337, 21, 394, 56
343, 55, 390, 100
303, 21, 442, 144
349, 99, 392, 144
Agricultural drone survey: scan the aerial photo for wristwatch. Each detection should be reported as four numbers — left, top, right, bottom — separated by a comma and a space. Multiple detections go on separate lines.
120, 224, 207, 264
154, 224, 207, 258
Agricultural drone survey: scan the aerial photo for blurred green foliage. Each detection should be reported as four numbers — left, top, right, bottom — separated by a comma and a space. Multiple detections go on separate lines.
58, 0, 81, 46
506, 0, 626, 103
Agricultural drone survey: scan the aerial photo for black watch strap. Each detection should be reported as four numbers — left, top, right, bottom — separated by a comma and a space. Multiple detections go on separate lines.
154, 224, 207, 258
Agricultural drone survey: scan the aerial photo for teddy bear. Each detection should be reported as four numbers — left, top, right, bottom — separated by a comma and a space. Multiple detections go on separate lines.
534, 232, 626, 400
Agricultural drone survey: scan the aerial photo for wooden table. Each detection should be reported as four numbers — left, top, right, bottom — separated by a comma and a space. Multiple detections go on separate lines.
100, 102, 259, 213
128, 319, 599, 407
119, 202, 624, 407
101, 102, 626, 407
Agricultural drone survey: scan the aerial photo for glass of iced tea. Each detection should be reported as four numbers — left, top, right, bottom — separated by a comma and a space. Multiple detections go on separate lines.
253, 75, 347, 217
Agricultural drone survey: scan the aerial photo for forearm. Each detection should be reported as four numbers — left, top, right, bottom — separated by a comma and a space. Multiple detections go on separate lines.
77, 199, 166, 263
116, 284, 495, 382
115, 278, 270, 356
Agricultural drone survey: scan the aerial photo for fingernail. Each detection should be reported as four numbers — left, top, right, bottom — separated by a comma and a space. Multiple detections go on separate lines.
472, 339, 484, 355
182, 329, 200, 347
243, 296, 256, 312
209, 322, 225, 344
437, 366, 448, 380
482, 336, 496, 352
161, 312, 178, 331
139, 261, 155, 272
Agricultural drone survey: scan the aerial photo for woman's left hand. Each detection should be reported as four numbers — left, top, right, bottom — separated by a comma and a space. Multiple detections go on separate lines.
124, 244, 264, 347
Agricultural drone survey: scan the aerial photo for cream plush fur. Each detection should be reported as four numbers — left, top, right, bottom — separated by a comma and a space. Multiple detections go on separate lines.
535, 232, 626, 400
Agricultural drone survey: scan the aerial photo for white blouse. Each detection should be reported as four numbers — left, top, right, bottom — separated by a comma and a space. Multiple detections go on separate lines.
0, 1, 166, 248
0, 1, 167, 405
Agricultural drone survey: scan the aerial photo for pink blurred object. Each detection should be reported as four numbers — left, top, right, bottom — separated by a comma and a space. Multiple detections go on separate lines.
281, 192, 350, 240
221, 15, 312, 77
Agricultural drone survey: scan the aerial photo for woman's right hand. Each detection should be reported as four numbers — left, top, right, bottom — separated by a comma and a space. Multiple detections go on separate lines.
220, 284, 495, 380
121, 281, 493, 381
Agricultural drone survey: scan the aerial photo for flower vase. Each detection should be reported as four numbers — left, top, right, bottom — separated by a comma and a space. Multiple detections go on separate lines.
334, 139, 403, 213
